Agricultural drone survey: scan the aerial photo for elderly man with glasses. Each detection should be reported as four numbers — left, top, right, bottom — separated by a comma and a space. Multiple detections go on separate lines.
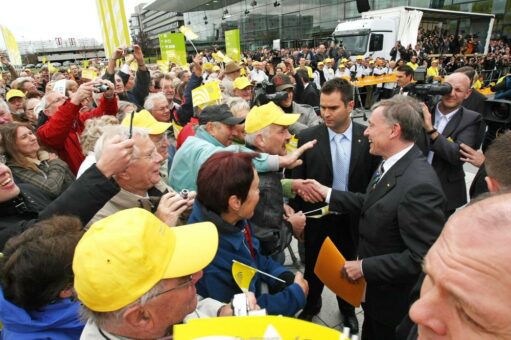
36, 80, 118, 175
76, 208, 256, 339
87, 125, 193, 228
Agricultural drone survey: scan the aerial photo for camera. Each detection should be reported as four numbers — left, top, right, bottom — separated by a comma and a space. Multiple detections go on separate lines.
403, 66, 452, 105
94, 84, 109, 93
252, 80, 288, 107
124, 47, 134, 54
179, 189, 189, 199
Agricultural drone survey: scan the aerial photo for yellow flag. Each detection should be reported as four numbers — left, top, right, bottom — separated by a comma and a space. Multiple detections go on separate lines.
42, 56, 47, 64
192, 82, 222, 109
232, 260, 256, 293
82, 60, 89, 68
305, 206, 330, 219
48, 63, 58, 74
285, 135, 298, 153
172, 121, 183, 139
1, 27, 22, 66
179, 26, 199, 40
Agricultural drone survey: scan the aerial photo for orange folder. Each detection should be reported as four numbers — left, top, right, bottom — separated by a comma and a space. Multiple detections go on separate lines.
314, 237, 366, 307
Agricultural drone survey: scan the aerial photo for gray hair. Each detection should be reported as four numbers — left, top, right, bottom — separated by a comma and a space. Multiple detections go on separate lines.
244, 125, 271, 146
94, 125, 149, 160
371, 95, 423, 143
143, 93, 168, 112
0, 99, 9, 114
79, 280, 165, 329
225, 97, 250, 119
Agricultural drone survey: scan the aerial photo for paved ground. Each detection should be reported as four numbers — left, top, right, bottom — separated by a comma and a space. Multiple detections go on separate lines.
283, 110, 479, 337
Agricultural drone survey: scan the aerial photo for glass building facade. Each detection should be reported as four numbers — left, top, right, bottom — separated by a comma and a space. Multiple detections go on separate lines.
179, 0, 510, 49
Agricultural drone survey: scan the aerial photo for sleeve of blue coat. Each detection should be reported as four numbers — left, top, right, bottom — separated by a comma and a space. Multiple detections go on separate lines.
224, 145, 279, 172
254, 283, 306, 316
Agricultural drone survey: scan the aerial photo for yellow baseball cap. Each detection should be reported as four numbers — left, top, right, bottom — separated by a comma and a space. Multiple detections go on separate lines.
203, 63, 213, 71
325, 58, 333, 63
233, 77, 253, 90
245, 102, 300, 134
212, 65, 221, 72
6, 89, 25, 101
341, 58, 348, 63
73, 208, 219, 312
356, 55, 364, 60
338, 63, 346, 69
121, 109, 171, 135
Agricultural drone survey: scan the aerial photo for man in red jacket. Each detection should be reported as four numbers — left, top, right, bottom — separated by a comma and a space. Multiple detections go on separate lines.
37, 80, 118, 174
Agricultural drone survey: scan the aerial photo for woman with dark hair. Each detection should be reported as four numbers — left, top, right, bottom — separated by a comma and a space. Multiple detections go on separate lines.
188, 151, 308, 316
0, 122, 74, 198
0, 216, 85, 338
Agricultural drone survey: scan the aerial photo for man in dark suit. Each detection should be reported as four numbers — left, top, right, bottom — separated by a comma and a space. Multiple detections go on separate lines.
393, 65, 414, 96
291, 78, 380, 332
422, 72, 483, 216
301, 95, 446, 339
296, 69, 319, 109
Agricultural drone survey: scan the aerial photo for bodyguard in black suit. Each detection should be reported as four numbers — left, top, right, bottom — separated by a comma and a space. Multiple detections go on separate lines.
291, 79, 380, 332
421, 73, 484, 214
302, 96, 446, 340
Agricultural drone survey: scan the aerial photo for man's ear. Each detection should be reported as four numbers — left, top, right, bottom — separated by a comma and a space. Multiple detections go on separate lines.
123, 305, 154, 330
253, 133, 265, 150
485, 176, 501, 193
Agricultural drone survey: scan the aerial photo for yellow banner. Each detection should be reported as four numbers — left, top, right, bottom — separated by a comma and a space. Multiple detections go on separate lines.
352, 74, 397, 87
1, 27, 22, 66
174, 316, 343, 339
156, 60, 169, 73
225, 29, 241, 62
96, 0, 131, 58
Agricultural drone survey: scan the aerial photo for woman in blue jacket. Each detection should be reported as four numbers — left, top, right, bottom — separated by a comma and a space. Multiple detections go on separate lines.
188, 151, 308, 316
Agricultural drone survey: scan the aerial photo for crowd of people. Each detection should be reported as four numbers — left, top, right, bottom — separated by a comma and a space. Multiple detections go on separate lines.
0, 37, 509, 340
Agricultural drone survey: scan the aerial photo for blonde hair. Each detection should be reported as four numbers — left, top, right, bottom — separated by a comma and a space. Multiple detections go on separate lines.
79, 116, 120, 155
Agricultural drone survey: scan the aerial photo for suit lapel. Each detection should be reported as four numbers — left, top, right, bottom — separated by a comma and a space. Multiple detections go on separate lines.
362, 146, 420, 212
441, 107, 463, 139
348, 122, 365, 182
317, 126, 334, 179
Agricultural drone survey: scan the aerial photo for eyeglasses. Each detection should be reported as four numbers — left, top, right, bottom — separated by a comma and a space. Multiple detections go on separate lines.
132, 148, 160, 161
150, 275, 194, 300
45, 96, 67, 109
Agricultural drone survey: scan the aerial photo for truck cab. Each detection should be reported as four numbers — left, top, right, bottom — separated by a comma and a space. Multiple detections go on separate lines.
333, 18, 397, 60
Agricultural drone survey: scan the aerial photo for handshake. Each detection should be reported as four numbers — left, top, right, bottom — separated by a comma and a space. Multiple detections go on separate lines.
291, 179, 329, 203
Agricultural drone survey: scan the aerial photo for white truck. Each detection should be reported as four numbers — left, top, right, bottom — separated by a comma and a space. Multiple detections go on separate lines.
332, 6, 495, 60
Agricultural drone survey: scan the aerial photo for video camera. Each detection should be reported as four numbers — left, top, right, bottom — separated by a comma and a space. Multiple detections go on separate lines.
403, 66, 452, 106
252, 80, 288, 107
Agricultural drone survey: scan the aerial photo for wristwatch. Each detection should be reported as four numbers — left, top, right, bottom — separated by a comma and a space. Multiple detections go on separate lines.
427, 128, 437, 135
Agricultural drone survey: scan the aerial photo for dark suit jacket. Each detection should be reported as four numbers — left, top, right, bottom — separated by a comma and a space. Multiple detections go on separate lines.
300, 83, 320, 109
329, 145, 446, 327
429, 106, 483, 210
291, 122, 380, 248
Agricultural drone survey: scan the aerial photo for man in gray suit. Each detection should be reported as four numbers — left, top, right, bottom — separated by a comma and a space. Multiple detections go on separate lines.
421, 72, 483, 216
300, 96, 446, 340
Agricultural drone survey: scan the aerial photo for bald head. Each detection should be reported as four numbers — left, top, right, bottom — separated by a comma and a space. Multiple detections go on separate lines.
440, 72, 471, 112
410, 192, 511, 338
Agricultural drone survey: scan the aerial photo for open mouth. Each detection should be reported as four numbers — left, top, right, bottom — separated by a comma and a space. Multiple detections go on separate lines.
1, 177, 15, 190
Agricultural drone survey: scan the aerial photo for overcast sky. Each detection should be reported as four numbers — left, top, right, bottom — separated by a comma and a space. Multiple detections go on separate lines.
0, 0, 143, 48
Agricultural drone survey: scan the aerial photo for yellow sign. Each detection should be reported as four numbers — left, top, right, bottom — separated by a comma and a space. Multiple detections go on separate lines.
192, 82, 222, 109
285, 135, 298, 153
232, 260, 256, 293
1, 26, 22, 66
96, 0, 131, 59
81, 69, 98, 80
174, 316, 343, 339
82, 60, 89, 68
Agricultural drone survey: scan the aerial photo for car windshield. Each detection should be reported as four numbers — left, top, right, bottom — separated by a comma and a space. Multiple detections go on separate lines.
335, 35, 369, 55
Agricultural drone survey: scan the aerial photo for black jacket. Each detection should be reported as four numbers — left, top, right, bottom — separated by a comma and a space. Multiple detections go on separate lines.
0, 165, 120, 250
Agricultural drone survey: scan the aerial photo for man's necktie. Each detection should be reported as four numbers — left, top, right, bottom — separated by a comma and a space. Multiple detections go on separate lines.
368, 161, 385, 192
332, 134, 349, 191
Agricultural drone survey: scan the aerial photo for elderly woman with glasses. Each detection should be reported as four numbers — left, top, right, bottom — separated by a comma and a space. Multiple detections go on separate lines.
0, 122, 75, 198
188, 151, 309, 316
